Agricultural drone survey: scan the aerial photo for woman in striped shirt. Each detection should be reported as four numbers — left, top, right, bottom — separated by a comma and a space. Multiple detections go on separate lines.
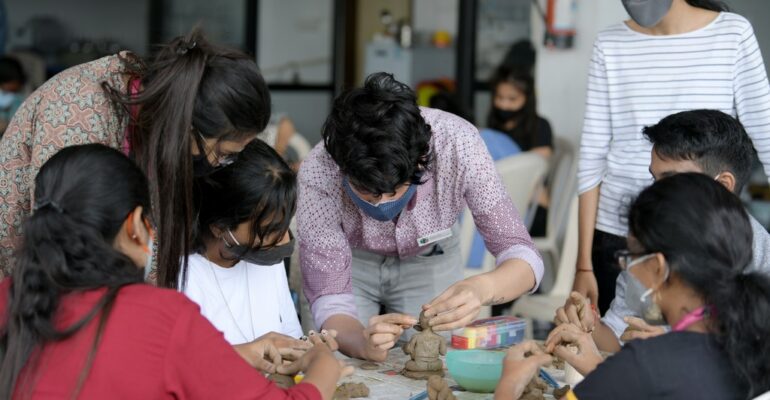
573, 0, 770, 314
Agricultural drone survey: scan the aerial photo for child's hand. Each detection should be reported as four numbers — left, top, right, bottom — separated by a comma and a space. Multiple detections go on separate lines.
304, 329, 340, 352
277, 343, 353, 377
234, 340, 283, 373
545, 323, 603, 376
255, 331, 313, 363
554, 291, 596, 333
620, 317, 666, 342
494, 341, 552, 400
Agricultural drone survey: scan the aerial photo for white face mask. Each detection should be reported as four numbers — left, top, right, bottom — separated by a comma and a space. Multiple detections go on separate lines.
143, 236, 154, 281
624, 254, 669, 325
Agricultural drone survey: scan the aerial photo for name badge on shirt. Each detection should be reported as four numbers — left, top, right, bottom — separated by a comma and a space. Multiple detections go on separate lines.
417, 228, 452, 247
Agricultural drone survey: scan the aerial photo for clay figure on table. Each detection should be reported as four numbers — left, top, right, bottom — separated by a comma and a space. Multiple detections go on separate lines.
427, 375, 456, 400
403, 311, 446, 379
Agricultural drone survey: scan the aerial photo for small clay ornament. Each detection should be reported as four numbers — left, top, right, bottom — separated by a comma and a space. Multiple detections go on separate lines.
333, 382, 370, 400
402, 311, 446, 379
553, 385, 571, 398
267, 373, 296, 389
519, 376, 548, 400
427, 375, 456, 400
360, 362, 380, 370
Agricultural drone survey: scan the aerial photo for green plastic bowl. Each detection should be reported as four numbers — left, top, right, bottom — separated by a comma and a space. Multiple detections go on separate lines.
446, 349, 505, 393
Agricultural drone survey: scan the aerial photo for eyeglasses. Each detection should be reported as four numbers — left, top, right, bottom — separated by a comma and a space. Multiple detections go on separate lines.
194, 131, 238, 167
614, 249, 655, 271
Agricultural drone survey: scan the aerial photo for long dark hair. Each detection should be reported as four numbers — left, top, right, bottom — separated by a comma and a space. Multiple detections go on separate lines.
685, 0, 729, 12
628, 173, 770, 398
0, 144, 151, 399
103, 28, 272, 289
187, 140, 296, 285
487, 67, 539, 150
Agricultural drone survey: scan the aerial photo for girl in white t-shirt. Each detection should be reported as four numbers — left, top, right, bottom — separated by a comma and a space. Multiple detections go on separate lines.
180, 139, 302, 345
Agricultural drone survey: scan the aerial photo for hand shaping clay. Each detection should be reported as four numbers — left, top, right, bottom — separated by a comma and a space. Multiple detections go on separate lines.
427, 375, 456, 400
333, 382, 370, 400
267, 373, 296, 389
402, 311, 446, 380
563, 345, 585, 386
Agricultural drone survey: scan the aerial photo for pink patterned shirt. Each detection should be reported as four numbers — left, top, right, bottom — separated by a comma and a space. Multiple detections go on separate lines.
298, 108, 543, 328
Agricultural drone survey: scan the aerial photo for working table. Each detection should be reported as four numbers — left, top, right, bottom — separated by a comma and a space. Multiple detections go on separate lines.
337, 348, 566, 400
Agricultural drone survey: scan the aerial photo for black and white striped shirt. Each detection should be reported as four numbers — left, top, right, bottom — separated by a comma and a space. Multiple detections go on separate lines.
578, 12, 770, 236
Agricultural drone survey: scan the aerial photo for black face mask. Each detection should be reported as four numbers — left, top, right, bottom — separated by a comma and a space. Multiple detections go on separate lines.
493, 106, 525, 122
193, 154, 225, 177
222, 230, 295, 266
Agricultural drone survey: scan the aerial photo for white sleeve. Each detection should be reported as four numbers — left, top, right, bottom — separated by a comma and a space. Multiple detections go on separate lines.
733, 22, 770, 181
275, 263, 303, 338
578, 40, 613, 194
601, 272, 632, 340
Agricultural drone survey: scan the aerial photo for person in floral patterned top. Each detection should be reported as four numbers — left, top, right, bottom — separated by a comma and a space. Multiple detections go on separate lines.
0, 29, 271, 287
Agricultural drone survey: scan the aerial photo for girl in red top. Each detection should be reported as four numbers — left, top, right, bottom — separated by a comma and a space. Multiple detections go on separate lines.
0, 144, 350, 399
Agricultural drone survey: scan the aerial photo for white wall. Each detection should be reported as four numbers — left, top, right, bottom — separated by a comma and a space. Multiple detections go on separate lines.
531, 0, 628, 145
413, 0, 459, 36
258, 0, 333, 84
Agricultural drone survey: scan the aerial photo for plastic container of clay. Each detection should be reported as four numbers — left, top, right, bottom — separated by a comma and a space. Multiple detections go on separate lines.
450, 316, 527, 349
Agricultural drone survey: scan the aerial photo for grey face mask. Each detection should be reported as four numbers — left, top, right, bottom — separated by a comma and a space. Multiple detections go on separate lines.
623, 254, 669, 326
622, 0, 673, 27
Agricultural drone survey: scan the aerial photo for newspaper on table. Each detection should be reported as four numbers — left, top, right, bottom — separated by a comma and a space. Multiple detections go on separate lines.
337, 349, 566, 400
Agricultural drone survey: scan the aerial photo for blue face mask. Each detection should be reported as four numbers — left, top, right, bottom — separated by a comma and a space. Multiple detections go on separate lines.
0, 90, 16, 109
343, 178, 417, 222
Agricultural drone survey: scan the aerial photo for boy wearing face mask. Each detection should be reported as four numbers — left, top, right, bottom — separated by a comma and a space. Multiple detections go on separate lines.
557, 109, 770, 352
180, 140, 302, 345
573, 0, 770, 316
298, 73, 543, 362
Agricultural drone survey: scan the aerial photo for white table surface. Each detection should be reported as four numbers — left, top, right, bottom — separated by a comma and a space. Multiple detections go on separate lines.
337, 348, 566, 400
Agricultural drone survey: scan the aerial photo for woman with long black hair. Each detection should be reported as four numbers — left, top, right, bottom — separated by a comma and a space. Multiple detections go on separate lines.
0, 28, 271, 289
0, 144, 350, 399
496, 173, 770, 399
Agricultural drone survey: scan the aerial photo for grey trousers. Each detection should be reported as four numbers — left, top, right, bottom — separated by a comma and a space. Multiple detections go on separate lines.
351, 224, 463, 340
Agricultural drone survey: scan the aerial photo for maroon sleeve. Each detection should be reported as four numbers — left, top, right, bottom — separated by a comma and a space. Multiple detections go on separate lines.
164, 299, 322, 400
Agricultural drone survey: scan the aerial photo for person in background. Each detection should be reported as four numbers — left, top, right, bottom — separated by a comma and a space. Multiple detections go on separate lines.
556, 109, 770, 352
181, 140, 303, 346
486, 66, 553, 232
261, 114, 297, 157
499, 174, 770, 399
0, 29, 271, 289
486, 66, 553, 160
469, 67, 553, 285
0, 144, 351, 400
0, 56, 25, 134
499, 39, 536, 75
298, 72, 543, 362
574, 0, 770, 314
